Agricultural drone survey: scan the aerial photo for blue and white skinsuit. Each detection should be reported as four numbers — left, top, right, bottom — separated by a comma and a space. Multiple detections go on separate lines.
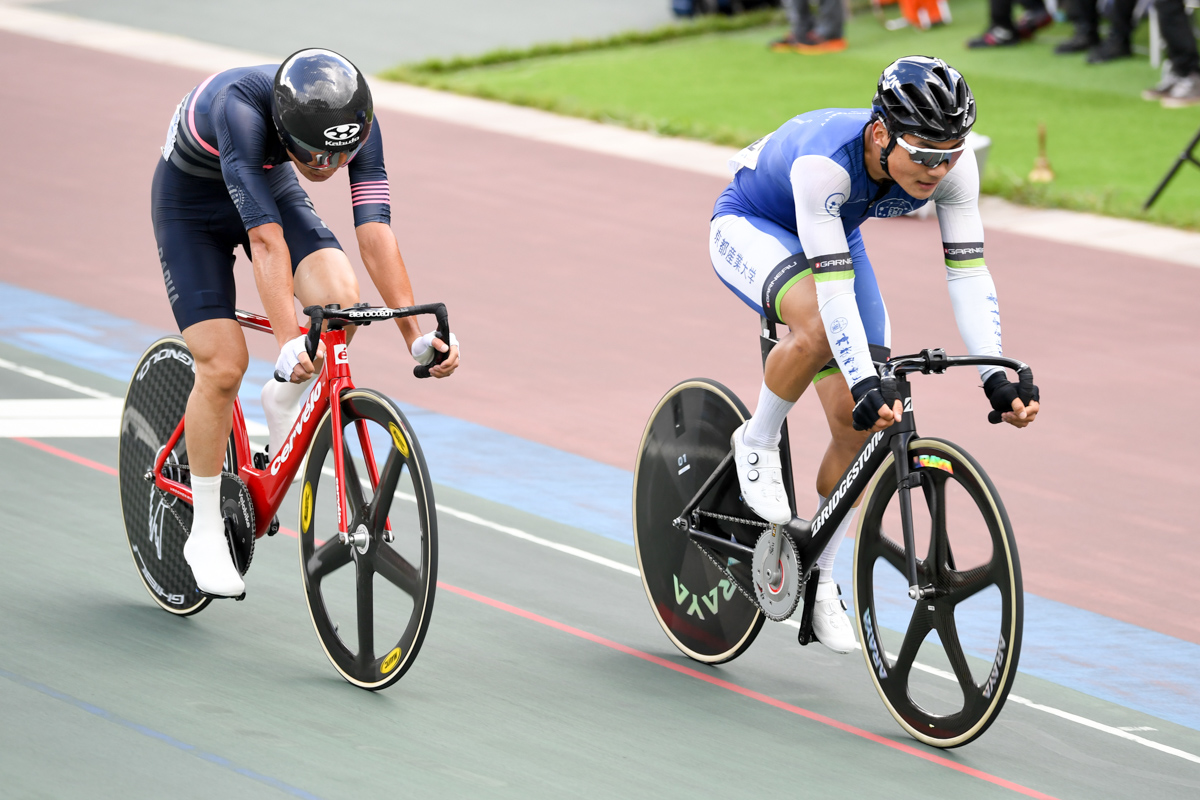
710, 108, 1003, 386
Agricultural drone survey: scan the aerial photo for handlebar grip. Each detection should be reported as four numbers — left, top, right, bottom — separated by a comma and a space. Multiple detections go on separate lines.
988, 410, 1003, 424
880, 375, 900, 406
303, 305, 324, 363
1016, 366, 1036, 404
412, 304, 451, 379
273, 369, 288, 383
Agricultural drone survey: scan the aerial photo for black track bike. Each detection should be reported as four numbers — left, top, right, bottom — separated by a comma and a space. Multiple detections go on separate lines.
633, 318, 1036, 747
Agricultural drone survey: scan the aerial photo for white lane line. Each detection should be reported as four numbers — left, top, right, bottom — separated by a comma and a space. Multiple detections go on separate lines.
319, 465, 640, 577
0, 356, 113, 398
0, 398, 124, 438
4, 5, 1200, 268
1007, 696, 1200, 764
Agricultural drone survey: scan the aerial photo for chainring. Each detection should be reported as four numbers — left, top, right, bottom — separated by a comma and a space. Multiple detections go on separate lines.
220, 473, 255, 575
752, 527, 801, 621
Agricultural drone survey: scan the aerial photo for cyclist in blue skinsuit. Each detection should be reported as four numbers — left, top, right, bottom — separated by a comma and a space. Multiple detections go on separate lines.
710, 56, 1040, 653
152, 48, 460, 598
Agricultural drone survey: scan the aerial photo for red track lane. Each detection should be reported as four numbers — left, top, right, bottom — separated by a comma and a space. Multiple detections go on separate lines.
2, 32, 1198, 642
11, 435, 1058, 798
15, 437, 118, 475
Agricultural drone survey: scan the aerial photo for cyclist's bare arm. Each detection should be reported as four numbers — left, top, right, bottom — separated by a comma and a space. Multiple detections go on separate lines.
249, 222, 322, 381
356, 222, 459, 378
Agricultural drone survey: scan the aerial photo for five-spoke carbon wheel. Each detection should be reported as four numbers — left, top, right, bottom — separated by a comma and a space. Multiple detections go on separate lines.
118, 336, 235, 616
299, 388, 437, 690
853, 438, 1022, 747
633, 379, 764, 664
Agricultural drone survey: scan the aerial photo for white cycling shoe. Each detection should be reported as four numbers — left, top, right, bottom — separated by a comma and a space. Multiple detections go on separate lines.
812, 581, 856, 654
731, 423, 791, 525
183, 522, 245, 598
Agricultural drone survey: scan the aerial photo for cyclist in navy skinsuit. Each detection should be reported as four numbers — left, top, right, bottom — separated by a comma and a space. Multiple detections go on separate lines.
711, 57, 1039, 653
152, 49, 460, 598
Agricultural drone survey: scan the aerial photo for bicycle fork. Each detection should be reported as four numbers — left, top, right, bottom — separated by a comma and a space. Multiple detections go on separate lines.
884, 378, 932, 601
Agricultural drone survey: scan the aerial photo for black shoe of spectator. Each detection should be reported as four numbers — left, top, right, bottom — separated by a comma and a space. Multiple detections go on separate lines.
1086, 38, 1132, 64
967, 26, 1018, 48
1054, 31, 1099, 54
1015, 9, 1053, 40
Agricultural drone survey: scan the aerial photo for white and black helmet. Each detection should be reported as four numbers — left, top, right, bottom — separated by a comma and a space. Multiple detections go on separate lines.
872, 55, 975, 143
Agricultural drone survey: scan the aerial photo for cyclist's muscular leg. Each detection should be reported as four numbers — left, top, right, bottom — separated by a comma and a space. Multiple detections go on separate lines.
181, 318, 249, 596
736, 275, 833, 524
182, 319, 249, 475
808, 372, 867, 652
814, 373, 870, 498
765, 274, 833, 402
262, 247, 362, 458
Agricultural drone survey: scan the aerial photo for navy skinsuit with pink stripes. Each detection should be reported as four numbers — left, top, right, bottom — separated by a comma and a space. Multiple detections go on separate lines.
151, 65, 391, 331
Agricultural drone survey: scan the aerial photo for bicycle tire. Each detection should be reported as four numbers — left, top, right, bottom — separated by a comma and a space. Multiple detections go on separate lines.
298, 388, 437, 690
853, 437, 1022, 748
118, 336, 236, 616
633, 378, 764, 664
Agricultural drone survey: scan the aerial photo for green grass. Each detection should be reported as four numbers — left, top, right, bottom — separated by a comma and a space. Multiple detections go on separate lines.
382, 0, 1200, 230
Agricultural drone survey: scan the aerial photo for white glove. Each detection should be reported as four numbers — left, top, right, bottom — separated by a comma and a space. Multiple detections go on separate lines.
410, 331, 459, 365
274, 335, 312, 381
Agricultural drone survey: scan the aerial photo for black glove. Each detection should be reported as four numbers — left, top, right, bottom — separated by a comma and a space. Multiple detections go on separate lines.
983, 371, 1040, 424
851, 376, 887, 432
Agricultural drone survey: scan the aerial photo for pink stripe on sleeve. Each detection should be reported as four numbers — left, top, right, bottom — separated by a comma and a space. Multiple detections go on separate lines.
188, 73, 221, 157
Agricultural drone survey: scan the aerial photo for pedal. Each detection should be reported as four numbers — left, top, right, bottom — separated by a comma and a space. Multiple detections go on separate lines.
267, 515, 280, 536
200, 591, 247, 602
253, 450, 270, 470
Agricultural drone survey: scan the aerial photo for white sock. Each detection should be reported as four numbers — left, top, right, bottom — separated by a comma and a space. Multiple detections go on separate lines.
743, 383, 795, 449
190, 474, 224, 541
817, 494, 859, 581
261, 377, 311, 457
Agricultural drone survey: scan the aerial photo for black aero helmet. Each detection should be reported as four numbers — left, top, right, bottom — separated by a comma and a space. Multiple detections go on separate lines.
273, 48, 373, 170
872, 55, 975, 143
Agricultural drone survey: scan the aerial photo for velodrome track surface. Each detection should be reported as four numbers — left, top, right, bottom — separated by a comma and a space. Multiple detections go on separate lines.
2, 27, 1200, 800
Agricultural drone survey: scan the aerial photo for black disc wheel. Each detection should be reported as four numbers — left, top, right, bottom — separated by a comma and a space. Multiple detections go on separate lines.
118, 336, 236, 616
853, 437, 1022, 748
633, 378, 764, 664
299, 388, 437, 690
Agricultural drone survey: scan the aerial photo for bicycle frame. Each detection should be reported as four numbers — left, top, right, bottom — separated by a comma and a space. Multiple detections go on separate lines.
150, 309, 382, 540
673, 323, 1032, 606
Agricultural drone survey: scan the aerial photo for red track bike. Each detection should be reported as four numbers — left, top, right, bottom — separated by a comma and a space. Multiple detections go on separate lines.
118, 302, 449, 690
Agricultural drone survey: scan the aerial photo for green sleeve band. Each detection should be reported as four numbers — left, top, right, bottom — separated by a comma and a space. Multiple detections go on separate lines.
946, 258, 986, 268
812, 366, 841, 384
814, 270, 855, 283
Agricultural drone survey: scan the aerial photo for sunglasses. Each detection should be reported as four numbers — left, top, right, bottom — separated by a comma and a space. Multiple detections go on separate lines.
893, 136, 966, 168
293, 144, 360, 171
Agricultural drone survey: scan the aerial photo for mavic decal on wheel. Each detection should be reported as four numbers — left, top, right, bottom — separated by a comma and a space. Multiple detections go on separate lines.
388, 421, 410, 458
301, 481, 314, 532
381, 647, 402, 675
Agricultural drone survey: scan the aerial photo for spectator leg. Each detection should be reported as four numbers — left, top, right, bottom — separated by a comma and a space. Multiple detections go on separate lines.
1156, 0, 1200, 74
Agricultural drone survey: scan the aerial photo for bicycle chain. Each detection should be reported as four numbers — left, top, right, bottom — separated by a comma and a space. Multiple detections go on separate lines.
686, 514, 769, 607
694, 508, 765, 528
